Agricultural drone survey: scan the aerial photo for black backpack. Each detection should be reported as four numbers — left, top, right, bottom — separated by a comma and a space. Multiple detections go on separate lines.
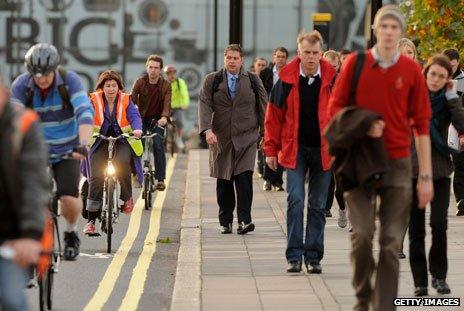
211, 69, 262, 120
25, 67, 73, 112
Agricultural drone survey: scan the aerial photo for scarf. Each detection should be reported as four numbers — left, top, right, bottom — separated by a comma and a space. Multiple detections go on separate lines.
429, 89, 453, 156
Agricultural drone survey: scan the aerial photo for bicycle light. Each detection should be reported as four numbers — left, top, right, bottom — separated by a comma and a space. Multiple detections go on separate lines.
107, 162, 116, 175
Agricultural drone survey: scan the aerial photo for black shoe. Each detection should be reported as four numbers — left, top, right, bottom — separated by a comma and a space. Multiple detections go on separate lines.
325, 210, 332, 217
432, 278, 451, 294
263, 181, 272, 191
398, 250, 406, 259
414, 286, 428, 296
63, 231, 80, 261
286, 261, 302, 273
237, 222, 255, 235
306, 262, 322, 274
220, 224, 232, 234
457, 199, 464, 216
273, 184, 284, 191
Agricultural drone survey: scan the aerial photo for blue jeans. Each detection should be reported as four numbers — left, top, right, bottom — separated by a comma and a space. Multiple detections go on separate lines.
0, 258, 28, 311
286, 145, 331, 264
142, 119, 166, 181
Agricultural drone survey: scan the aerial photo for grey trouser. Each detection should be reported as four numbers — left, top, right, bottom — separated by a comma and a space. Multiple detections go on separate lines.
345, 158, 412, 311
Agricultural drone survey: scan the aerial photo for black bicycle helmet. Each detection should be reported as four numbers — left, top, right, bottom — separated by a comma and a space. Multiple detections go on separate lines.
24, 43, 60, 77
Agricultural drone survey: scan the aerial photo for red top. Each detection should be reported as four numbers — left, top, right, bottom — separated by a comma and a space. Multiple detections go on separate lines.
328, 51, 431, 160
263, 57, 336, 170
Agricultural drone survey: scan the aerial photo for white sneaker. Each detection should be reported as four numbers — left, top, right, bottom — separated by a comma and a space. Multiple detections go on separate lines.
338, 208, 347, 228
175, 136, 185, 149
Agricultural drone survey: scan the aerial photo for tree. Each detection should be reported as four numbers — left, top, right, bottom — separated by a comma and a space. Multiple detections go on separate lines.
401, 0, 464, 62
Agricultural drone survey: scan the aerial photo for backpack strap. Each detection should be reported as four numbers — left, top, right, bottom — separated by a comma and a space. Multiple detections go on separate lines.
247, 71, 262, 123
211, 69, 224, 97
57, 67, 73, 112
348, 52, 366, 107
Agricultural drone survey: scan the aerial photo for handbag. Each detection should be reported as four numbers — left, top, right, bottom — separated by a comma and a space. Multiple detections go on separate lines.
448, 123, 462, 152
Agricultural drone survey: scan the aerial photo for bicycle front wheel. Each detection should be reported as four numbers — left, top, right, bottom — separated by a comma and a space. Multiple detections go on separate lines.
144, 174, 151, 210
106, 178, 115, 253
38, 272, 48, 311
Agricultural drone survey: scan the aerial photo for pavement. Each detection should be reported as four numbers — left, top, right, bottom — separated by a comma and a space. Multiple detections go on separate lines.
172, 149, 464, 311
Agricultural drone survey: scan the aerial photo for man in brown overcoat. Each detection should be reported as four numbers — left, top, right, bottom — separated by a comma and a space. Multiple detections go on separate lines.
198, 44, 267, 234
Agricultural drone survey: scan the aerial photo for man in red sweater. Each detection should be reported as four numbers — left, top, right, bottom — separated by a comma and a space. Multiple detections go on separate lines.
328, 5, 433, 311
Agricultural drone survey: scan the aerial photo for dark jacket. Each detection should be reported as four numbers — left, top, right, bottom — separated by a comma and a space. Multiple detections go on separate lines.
198, 67, 267, 180
324, 106, 389, 191
259, 63, 274, 95
131, 74, 171, 120
0, 102, 48, 243
411, 93, 464, 179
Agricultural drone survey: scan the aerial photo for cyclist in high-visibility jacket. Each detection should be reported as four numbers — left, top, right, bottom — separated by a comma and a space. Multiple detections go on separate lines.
164, 64, 190, 150
83, 70, 143, 236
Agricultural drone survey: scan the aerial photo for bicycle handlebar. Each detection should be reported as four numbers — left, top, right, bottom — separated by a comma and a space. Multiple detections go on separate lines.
0, 246, 15, 260
141, 133, 159, 139
93, 133, 134, 141
0, 246, 52, 260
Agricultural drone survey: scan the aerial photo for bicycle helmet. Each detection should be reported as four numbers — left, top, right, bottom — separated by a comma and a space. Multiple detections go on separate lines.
24, 43, 60, 77
163, 64, 176, 73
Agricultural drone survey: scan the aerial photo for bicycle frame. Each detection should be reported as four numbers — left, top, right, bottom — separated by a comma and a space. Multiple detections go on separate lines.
142, 130, 158, 210
94, 133, 128, 253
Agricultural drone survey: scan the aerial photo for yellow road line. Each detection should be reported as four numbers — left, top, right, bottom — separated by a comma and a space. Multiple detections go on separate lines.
118, 154, 177, 310
83, 190, 145, 311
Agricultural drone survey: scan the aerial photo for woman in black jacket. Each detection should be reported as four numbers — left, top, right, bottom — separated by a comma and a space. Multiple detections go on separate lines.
409, 55, 464, 297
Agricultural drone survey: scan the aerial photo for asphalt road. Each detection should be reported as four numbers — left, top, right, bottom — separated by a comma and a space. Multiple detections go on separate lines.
26, 154, 187, 311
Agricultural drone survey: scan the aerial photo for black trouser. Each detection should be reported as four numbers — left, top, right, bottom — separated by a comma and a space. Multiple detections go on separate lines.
257, 149, 265, 176
326, 173, 345, 211
453, 152, 464, 202
409, 178, 450, 287
217, 171, 253, 226
257, 150, 284, 186
142, 118, 166, 181
87, 141, 132, 212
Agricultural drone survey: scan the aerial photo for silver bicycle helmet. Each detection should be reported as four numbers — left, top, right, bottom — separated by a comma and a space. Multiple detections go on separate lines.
24, 43, 60, 77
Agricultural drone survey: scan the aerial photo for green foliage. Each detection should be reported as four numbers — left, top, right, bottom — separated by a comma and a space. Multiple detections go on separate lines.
400, 0, 464, 62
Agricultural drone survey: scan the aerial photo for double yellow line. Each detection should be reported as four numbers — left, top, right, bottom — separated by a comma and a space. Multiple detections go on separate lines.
84, 155, 177, 311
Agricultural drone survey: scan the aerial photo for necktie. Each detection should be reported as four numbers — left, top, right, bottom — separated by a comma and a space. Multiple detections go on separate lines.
230, 76, 237, 99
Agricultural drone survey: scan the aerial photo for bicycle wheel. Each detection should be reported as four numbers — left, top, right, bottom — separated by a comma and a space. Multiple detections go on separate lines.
47, 218, 59, 310
144, 174, 151, 210
106, 178, 115, 253
46, 265, 54, 310
38, 272, 48, 311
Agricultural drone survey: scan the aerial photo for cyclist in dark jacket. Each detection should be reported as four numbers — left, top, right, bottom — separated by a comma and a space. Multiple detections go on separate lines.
0, 75, 48, 311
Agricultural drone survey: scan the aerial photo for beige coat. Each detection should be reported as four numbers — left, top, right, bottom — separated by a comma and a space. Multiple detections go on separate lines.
198, 68, 267, 180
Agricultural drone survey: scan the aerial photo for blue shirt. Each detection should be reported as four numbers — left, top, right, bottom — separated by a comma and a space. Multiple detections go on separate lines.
11, 70, 94, 159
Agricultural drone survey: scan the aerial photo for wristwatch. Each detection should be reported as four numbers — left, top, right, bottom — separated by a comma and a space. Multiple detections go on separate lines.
419, 174, 432, 181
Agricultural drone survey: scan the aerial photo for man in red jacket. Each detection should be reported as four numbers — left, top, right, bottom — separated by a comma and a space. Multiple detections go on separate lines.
264, 30, 336, 274
328, 5, 433, 311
